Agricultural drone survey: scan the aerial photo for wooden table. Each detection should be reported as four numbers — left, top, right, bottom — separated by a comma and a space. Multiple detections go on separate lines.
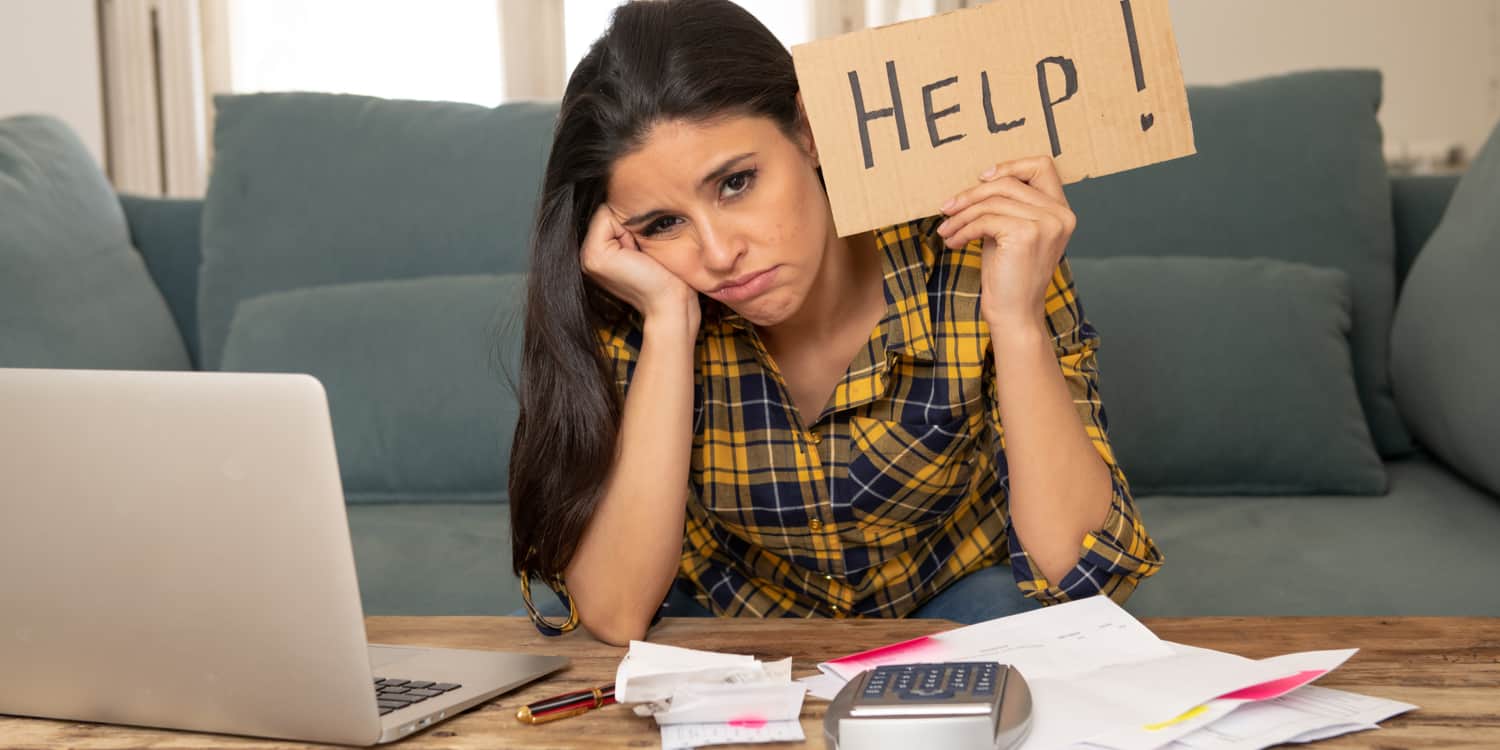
3, 616, 1497, 748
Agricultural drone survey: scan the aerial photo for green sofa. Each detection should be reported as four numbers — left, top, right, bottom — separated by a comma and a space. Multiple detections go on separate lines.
4, 68, 1497, 619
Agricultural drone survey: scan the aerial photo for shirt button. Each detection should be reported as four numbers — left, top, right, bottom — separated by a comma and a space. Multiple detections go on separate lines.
806, 431, 823, 446
808, 518, 823, 532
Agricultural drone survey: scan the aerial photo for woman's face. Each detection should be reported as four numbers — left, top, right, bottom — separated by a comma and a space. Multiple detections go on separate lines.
604, 112, 832, 327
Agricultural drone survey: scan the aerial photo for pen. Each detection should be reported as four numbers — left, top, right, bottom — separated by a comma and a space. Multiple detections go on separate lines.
516, 684, 617, 724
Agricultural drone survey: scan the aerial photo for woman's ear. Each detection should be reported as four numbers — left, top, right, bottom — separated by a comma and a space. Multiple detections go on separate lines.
795, 92, 819, 168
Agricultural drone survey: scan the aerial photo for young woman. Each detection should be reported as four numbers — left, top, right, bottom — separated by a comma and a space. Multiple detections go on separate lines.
510, 0, 1162, 645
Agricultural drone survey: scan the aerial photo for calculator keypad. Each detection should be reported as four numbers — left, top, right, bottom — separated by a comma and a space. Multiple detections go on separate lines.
850, 662, 1004, 717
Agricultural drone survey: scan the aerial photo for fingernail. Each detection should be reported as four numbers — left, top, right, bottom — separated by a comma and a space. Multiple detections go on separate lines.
980, 165, 997, 179
936, 220, 949, 235
940, 198, 956, 213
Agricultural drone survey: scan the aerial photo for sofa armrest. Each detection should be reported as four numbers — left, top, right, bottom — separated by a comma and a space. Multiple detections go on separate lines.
118, 194, 205, 368
1391, 173, 1460, 290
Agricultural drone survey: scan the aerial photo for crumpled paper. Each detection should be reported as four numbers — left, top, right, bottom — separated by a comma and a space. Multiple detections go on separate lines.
614, 641, 806, 725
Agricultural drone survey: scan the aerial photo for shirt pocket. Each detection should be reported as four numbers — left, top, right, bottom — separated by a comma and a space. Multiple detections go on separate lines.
845, 412, 979, 530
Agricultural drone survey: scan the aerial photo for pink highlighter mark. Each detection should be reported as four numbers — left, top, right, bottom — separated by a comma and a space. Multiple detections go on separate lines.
728, 716, 767, 729
1217, 669, 1329, 702
827, 635, 940, 670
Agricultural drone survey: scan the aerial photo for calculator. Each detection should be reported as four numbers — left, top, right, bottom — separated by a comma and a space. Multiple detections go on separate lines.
823, 662, 1032, 750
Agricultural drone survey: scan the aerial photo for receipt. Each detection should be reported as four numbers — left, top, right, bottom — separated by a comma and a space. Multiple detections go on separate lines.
614, 641, 808, 747
660, 720, 805, 750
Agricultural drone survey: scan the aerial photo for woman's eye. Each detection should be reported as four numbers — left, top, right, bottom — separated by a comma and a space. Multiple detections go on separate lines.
640, 169, 755, 238
643, 216, 681, 237
720, 168, 756, 199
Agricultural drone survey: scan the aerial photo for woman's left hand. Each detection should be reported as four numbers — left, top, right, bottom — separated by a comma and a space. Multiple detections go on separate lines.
935, 155, 1076, 331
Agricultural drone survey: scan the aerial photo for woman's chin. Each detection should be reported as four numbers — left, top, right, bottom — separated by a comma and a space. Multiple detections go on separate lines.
727, 290, 800, 328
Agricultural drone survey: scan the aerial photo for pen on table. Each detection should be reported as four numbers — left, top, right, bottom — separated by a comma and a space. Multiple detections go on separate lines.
516, 684, 617, 724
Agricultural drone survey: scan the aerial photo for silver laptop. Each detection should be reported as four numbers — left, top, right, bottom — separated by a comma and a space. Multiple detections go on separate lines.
0, 367, 567, 745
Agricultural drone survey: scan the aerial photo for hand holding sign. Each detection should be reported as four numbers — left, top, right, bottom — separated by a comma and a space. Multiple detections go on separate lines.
936, 156, 1076, 328
792, 0, 1195, 237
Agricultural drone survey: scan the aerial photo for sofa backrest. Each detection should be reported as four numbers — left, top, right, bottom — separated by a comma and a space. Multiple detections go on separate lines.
198, 93, 559, 370
190, 93, 556, 505
1066, 69, 1413, 456
116, 76, 1465, 504
121, 174, 1460, 338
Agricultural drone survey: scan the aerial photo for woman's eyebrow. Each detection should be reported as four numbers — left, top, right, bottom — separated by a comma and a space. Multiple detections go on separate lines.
621, 151, 756, 228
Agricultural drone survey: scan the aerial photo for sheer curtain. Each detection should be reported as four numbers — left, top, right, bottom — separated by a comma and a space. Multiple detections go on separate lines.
100, 0, 960, 196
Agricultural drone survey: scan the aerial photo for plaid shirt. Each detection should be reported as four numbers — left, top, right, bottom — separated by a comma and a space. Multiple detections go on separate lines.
595, 215, 1161, 619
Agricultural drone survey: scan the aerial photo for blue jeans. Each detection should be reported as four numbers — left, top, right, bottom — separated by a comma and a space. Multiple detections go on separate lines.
513, 563, 1041, 626
908, 562, 1044, 624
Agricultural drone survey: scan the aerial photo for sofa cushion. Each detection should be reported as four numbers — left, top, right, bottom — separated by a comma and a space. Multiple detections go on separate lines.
1390, 174, 1461, 288
0, 115, 190, 371
1126, 455, 1500, 617
200, 93, 558, 368
347, 503, 518, 615
1062, 70, 1408, 457
220, 274, 525, 504
345, 458, 1499, 618
1071, 256, 1384, 495
118, 195, 205, 367
1390, 120, 1500, 496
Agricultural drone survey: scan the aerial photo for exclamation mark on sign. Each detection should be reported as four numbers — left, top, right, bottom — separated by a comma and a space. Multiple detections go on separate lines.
1120, 0, 1152, 131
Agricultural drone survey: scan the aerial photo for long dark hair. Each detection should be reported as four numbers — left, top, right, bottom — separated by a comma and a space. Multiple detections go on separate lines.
509, 0, 804, 583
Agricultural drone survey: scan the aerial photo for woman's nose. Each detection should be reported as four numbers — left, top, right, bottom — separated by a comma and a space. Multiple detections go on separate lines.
698, 221, 744, 275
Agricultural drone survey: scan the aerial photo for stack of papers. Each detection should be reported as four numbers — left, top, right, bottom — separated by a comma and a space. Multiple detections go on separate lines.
799, 597, 1415, 750
1080, 684, 1415, 750
609, 597, 1414, 750
614, 641, 807, 750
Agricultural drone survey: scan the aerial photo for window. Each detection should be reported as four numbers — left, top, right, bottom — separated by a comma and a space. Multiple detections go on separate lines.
226, 0, 504, 106
866, 0, 944, 27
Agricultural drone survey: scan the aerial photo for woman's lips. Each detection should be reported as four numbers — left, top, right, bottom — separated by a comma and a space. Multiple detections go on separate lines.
709, 266, 779, 303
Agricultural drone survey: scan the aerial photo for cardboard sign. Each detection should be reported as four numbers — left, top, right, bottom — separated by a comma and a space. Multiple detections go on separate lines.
791, 0, 1195, 237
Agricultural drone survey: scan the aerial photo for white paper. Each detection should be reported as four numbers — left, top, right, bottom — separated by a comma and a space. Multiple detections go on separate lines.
616, 641, 765, 703
796, 671, 847, 701
1160, 686, 1416, 750
820, 595, 1174, 682
660, 720, 805, 750
652, 682, 807, 725
812, 598, 1396, 750
1017, 648, 1289, 749
1073, 702, 1244, 750
614, 642, 808, 749
1282, 723, 1379, 743
1078, 648, 1359, 750
818, 598, 1291, 748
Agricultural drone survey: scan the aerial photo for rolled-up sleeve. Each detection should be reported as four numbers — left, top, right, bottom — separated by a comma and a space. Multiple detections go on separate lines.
991, 257, 1164, 605
598, 314, 644, 397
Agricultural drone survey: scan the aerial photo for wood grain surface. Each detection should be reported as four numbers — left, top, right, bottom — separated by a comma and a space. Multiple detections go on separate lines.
2, 616, 1496, 749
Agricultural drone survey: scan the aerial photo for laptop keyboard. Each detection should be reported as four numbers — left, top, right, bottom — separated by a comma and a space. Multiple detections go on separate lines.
374, 678, 463, 715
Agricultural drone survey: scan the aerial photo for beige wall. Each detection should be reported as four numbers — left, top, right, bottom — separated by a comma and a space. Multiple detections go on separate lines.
1171, 0, 1500, 165
0, 0, 106, 166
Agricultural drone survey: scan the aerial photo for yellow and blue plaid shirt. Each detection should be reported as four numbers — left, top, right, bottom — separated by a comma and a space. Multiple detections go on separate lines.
596, 215, 1161, 619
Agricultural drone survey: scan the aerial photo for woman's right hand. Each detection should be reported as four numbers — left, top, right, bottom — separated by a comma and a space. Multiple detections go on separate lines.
580, 203, 699, 326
